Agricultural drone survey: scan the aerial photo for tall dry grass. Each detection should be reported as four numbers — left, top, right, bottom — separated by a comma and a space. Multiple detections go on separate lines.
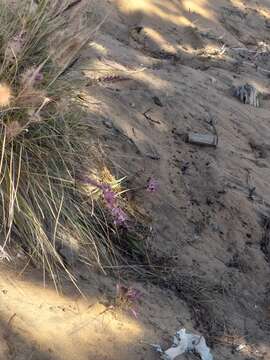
0, 0, 143, 288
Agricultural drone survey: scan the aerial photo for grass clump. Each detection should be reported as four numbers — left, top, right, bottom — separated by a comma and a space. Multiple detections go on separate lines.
0, 0, 143, 287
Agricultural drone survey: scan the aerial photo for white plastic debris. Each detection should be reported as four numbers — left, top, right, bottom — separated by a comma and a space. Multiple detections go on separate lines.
235, 344, 247, 352
153, 328, 213, 360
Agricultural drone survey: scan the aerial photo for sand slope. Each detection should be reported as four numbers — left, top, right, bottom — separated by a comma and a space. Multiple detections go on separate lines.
1, 0, 270, 359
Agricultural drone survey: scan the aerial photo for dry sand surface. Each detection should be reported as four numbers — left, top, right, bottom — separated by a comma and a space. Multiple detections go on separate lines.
1, 0, 270, 359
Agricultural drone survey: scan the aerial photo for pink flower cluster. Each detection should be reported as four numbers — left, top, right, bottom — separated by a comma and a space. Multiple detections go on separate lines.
78, 176, 128, 226
116, 284, 142, 318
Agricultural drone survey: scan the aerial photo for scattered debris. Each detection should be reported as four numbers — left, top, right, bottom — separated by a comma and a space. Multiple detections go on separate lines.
233, 84, 260, 107
206, 115, 219, 145
153, 328, 213, 360
246, 169, 256, 200
181, 161, 190, 174
248, 186, 256, 200
187, 132, 218, 147
249, 139, 270, 159
143, 108, 161, 124
235, 343, 247, 352
199, 31, 225, 41
153, 96, 163, 107
130, 26, 144, 35
129, 26, 146, 47
146, 153, 160, 160
260, 217, 270, 262
87, 74, 130, 87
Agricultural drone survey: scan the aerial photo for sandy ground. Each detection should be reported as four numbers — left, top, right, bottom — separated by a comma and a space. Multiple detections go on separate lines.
1, 0, 270, 359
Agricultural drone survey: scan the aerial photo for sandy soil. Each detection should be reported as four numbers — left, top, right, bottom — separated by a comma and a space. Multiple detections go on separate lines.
1, 0, 270, 359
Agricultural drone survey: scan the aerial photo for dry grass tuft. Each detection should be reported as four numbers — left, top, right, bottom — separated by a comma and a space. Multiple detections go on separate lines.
0, 0, 146, 288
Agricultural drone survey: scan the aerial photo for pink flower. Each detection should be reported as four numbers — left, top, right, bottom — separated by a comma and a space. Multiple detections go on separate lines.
77, 176, 128, 227
112, 207, 128, 226
116, 284, 141, 318
147, 177, 159, 192
100, 184, 117, 209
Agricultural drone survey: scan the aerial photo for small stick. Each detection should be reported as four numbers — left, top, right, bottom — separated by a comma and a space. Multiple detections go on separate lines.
143, 109, 161, 124
206, 115, 219, 145
7, 313, 16, 327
